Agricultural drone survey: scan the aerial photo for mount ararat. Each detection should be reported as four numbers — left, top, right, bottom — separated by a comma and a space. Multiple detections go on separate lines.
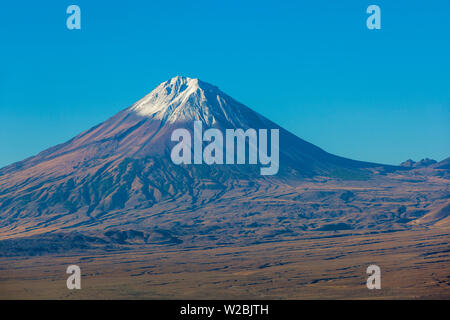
0, 76, 448, 251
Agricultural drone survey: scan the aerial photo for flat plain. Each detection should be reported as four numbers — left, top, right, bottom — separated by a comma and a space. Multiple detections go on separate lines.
0, 226, 448, 299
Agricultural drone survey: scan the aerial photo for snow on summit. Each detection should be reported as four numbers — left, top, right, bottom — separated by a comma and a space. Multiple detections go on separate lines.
129, 76, 262, 127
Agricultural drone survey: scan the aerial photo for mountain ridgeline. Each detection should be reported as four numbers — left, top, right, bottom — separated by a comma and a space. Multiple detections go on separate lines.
0, 76, 427, 242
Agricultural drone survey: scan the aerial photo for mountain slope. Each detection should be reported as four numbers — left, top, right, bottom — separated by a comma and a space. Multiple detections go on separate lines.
0, 76, 391, 177
0, 76, 401, 240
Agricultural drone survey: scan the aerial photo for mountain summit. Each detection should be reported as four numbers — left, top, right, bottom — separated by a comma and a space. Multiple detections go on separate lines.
0, 76, 388, 178
131, 76, 224, 124
0, 76, 397, 240
130, 76, 270, 129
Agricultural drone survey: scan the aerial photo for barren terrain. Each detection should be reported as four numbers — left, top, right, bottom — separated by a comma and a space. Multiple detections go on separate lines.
0, 226, 448, 299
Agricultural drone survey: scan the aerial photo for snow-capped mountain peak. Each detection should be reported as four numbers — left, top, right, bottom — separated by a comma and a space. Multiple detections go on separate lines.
129, 76, 255, 127
130, 76, 214, 124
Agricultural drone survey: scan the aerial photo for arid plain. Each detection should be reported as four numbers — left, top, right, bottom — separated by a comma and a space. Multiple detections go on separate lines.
0, 227, 448, 299
1, 171, 449, 299
0, 77, 448, 299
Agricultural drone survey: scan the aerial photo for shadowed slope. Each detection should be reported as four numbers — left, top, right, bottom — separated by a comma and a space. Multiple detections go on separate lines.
0, 76, 403, 240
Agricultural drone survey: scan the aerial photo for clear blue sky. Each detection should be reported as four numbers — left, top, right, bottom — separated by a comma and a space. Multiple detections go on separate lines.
1, 0, 449, 167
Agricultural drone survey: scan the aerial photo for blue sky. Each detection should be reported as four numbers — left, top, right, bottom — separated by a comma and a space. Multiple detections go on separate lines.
0, 0, 449, 167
